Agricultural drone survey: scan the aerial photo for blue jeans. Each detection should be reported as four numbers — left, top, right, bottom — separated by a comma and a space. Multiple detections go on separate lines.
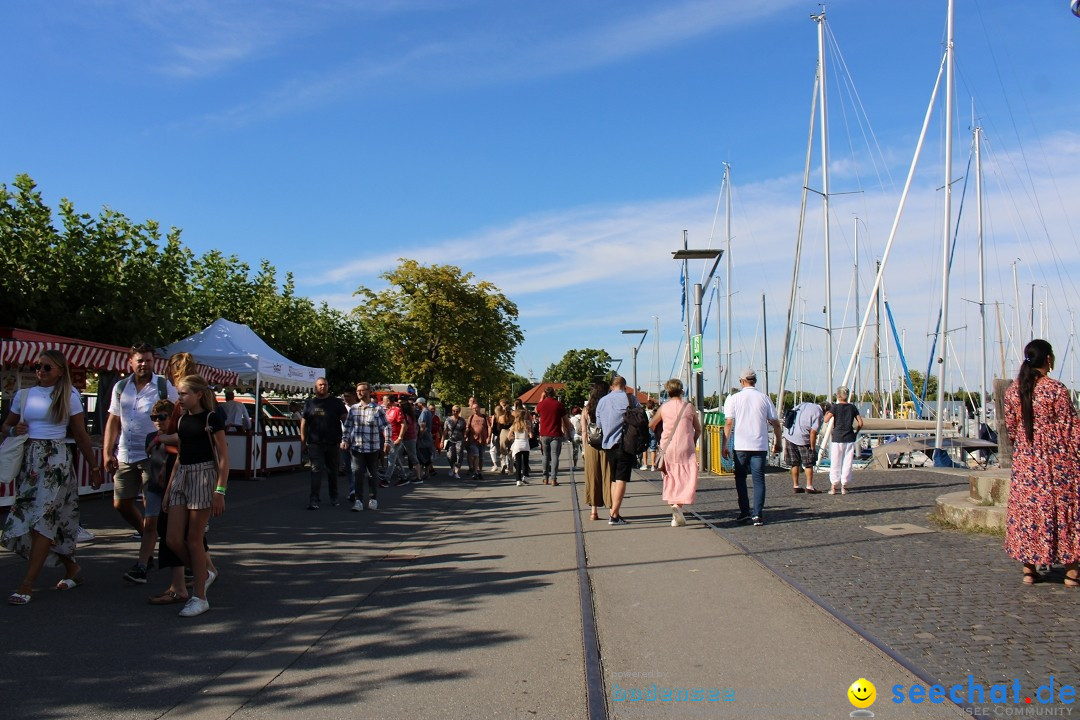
541, 436, 563, 479
733, 450, 767, 519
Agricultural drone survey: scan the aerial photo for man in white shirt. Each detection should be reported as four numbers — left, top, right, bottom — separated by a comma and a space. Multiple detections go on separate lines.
221, 389, 250, 431
103, 342, 178, 583
721, 368, 781, 526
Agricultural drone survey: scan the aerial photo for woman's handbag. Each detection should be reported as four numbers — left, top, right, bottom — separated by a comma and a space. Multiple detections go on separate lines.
586, 420, 603, 448
654, 401, 690, 473
0, 433, 28, 484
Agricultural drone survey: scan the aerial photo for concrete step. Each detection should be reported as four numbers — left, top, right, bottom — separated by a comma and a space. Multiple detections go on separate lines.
935, 490, 1006, 530
968, 470, 1010, 505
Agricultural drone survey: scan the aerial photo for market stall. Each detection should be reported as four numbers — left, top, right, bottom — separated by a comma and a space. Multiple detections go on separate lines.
160, 318, 323, 478
0, 327, 239, 506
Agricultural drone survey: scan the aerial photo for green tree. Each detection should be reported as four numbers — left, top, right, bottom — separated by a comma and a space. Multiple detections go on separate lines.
0, 173, 389, 389
543, 348, 614, 409
353, 259, 523, 401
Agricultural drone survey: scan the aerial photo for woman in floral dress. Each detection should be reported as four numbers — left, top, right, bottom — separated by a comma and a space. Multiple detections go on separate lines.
1, 350, 102, 604
1003, 339, 1080, 586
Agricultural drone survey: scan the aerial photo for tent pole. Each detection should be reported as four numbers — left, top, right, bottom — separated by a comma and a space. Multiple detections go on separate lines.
253, 372, 261, 480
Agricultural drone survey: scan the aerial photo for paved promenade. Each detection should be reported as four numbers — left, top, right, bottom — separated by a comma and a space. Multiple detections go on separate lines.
0, 452, 1071, 719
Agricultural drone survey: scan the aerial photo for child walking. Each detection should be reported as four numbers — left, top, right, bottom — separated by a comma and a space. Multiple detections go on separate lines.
164, 375, 228, 618
509, 410, 533, 487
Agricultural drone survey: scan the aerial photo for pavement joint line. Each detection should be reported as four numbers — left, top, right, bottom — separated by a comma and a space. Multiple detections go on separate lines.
157, 479, 489, 720
567, 463, 608, 720
636, 468, 975, 715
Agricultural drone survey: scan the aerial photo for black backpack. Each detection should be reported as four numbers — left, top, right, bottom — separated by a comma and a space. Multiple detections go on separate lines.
784, 406, 798, 432
620, 401, 650, 455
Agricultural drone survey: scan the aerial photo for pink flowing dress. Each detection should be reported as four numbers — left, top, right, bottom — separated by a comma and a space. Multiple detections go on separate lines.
659, 399, 698, 506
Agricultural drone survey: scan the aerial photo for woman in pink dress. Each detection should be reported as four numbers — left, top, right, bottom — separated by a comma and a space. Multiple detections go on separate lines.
1003, 339, 1080, 587
649, 379, 701, 527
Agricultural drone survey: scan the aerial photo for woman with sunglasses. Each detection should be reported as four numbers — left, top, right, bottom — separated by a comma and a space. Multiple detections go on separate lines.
1, 350, 102, 605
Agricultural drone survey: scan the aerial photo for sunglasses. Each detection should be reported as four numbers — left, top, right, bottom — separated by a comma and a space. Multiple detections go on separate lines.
150, 413, 170, 422
32, 363, 55, 372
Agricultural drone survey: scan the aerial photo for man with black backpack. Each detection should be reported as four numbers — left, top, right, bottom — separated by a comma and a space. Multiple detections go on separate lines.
783, 401, 824, 493
595, 375, 644, 525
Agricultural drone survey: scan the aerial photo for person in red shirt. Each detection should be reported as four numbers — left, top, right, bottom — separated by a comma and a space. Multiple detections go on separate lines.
380, 395, 403, 488
536, 386, 568, 485
466, 406, 490, 479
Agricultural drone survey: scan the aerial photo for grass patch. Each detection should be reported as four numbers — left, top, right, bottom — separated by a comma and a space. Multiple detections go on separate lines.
929, 512, 1006, 537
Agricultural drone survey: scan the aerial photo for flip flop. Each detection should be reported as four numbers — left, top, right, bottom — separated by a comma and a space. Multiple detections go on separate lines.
56, 577, 84, 591
7, 592, 31, 605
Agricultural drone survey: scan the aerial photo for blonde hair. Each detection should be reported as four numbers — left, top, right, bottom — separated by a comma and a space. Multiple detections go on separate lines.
664, 378, 684, 398
38, 350, 75, 424
168, 352, 197, 385
510, 410, 529, 433
179, 374, 217, 414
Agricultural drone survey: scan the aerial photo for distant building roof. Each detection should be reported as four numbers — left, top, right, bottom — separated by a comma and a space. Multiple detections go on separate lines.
518, 382, 565, 406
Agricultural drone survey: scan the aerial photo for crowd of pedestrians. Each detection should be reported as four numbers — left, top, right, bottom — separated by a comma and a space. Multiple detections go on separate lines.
7, 336, 1076, 617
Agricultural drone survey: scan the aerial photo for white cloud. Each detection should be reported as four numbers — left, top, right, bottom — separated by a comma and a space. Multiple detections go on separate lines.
296, 128, 1080, 393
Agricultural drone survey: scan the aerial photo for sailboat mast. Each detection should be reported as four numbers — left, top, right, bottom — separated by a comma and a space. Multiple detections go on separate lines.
934, 0, 955, 452
854, 217, 860, 400
975, 124, 987, 429
724, 163, 732, 395
814, 10, 834, 402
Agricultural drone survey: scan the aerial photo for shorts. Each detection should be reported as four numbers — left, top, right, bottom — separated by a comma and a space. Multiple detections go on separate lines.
467, 442, 482, 457
417, 445, 432, 465
605, 447, 635, 482
165, 461, 217, 510
784, 440, 816, 468
113, 459, 152, 500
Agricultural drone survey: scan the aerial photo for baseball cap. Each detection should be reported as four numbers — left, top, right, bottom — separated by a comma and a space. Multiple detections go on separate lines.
416, 397, 427, 405
739, 367, 757, 381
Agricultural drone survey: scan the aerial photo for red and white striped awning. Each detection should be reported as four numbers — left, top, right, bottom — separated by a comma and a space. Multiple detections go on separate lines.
0, 329, 239, 386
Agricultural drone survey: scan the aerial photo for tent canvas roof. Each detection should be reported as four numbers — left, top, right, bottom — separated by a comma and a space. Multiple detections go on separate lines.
161, 318, 323, 392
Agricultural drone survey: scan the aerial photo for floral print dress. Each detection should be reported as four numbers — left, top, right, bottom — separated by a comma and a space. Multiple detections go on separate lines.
1, 440, 79, 565
1003, 376, 1080, 565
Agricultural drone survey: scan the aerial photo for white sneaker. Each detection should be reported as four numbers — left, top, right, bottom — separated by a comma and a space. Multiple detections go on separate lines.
672, 506, 686, 526
179, 597, 210, 617
206, 569, 218, 590
75, 526, 95, 543
516, 480, 523, 486
671, 517, 680, 527
352, 500, 364, 512
368, 498, 378, 510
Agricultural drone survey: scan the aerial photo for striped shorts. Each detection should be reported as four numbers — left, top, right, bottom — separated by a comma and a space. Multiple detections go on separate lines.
166, 461, 217, 510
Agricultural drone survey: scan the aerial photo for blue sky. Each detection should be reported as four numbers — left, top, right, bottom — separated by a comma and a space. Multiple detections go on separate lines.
4, 1, 1080, 401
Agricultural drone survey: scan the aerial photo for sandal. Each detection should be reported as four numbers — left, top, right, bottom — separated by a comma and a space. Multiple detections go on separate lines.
56, 577, 84, 591
149, 590, 189, 605
7, 591, 31, 605
1065, 568, 1079, 588
1023, 569, 1041, 586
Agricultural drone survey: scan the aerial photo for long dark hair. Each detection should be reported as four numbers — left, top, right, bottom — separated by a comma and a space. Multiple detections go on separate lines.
1017, 339, 1053, 443
585, 381, 610, 420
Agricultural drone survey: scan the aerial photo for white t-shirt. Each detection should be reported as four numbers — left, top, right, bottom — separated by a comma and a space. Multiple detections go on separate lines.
722, 386, 779, 451
12, 386, 84, 440
108, 374, 178, 463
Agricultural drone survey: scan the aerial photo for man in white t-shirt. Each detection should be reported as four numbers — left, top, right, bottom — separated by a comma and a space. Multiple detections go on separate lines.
103, 343, 178, 583
721, 367, 781, 526
221, 389, 250, 431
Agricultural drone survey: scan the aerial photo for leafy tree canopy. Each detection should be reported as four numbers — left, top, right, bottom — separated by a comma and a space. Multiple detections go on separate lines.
542, 348, 613, 409
0, 174, 381, 390
353, 259, 524, 402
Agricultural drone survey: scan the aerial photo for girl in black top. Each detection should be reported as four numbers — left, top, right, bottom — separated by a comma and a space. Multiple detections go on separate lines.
164, 374, 228, 618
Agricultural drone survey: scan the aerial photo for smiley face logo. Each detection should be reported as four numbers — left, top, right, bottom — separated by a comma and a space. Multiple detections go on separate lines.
847, 678, 876, 709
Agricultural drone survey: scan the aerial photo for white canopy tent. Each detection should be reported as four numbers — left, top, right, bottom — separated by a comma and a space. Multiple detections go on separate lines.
161, 318, 324, 434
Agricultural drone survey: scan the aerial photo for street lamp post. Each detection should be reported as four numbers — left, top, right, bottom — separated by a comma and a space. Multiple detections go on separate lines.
621, 329, 648, 398
672, 248, 723, 472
